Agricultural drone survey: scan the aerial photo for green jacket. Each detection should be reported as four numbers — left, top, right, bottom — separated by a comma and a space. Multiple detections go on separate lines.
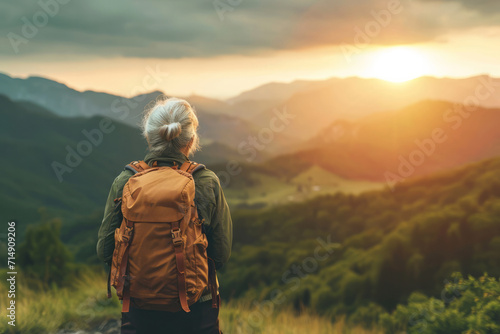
96, 151, 233, 270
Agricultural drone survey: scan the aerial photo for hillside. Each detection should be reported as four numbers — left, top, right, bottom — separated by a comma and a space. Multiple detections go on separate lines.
0, 73, 162, 123
0, 73, 294, 153
232, 75, 500, 139
5, 73, 500, 152
260, 100, 500, 182
228, 79, 319, 105
0, 94, 145, 226
227, 79, 321, 120
220, 164, 384, 210
221, 155, 500, 318
0, 95, 239, 229
24, 125, 500, 328
6, 94, 500, 236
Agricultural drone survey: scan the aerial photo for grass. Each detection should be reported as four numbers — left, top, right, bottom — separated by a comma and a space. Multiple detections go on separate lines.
0, 268, 121, 334
220, 301, 383, 334
225, 166, 384, 209
0, 270, 383, 334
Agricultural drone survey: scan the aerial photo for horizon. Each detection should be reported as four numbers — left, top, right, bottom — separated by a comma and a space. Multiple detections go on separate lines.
2, 1, 500, 99
2, 71, 498, 101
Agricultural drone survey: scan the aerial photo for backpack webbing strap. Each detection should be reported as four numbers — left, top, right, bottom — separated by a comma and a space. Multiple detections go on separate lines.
119, 246, 132, 312
107, 266, 112, 298
125, 160, 151, 174
180, 161, 205, 175
119, 220, 134, 313
171, 221, 190, 313
208, 258, 219, 309
122, 276, 131, 313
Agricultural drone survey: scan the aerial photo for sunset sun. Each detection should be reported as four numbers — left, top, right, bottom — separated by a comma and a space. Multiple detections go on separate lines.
367, 47, 431, 83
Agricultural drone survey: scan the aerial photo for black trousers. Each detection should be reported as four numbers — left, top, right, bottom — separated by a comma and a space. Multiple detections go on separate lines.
121, 300, 221, 334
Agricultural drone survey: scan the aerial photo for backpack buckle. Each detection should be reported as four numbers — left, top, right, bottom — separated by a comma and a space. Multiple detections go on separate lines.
171, 228, 182, 246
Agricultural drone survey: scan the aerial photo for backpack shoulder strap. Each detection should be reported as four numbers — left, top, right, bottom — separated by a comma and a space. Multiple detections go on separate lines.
124, 160, 151, 174
179, 161, 205, 175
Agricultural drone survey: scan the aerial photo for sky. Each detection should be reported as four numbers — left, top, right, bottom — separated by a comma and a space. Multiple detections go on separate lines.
1, 0, 500, 99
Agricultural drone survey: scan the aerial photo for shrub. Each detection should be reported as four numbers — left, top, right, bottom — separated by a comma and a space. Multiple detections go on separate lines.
18, 219, 73, 288
380, 273, 500, 334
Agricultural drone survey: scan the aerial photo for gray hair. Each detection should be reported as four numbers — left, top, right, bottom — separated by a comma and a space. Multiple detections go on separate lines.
142, 97, 200, 156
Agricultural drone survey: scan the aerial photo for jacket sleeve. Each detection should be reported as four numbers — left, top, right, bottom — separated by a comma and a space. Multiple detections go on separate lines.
96, 171, 132, 265
203, 173, 233, 270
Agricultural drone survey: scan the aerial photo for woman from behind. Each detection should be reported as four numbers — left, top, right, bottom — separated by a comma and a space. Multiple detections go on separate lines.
97, 97, 232, 334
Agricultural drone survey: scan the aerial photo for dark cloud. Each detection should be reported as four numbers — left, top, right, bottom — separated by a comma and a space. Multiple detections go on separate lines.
0, 0, 499, 58
419, 0, 500, 14
1, 0, 308, 57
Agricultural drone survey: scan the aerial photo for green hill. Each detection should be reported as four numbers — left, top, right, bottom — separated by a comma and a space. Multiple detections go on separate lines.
0, 95, 239, 232
220, 155, 500, 318
220, 165, 384, 210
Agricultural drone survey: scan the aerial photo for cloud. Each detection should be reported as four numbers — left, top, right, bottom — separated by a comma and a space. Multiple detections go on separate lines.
419, 0, 500, 14
290, 0, 500, 48
1, 0, 499, 58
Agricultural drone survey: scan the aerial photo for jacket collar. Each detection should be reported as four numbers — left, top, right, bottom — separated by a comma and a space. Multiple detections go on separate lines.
144, 150, 190, 167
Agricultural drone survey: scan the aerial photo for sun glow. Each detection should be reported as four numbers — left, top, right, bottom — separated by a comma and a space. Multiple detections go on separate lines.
366, 47, 431, 83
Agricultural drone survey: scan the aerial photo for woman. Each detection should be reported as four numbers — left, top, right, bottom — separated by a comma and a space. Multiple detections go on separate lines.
97, 97, 232, 334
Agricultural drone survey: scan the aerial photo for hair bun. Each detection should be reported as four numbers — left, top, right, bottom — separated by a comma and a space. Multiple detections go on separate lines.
159, 122, 182, 141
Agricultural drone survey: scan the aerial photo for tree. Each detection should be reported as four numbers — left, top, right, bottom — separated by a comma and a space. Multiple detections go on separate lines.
18, 218, 73, 288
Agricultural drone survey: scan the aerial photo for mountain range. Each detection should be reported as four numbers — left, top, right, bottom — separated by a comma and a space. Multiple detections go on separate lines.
3, 73, 499, 143
0, 73, 293, 155
260, 100, 500, 184
2, 72, 500, 230
229, 75, 500, 140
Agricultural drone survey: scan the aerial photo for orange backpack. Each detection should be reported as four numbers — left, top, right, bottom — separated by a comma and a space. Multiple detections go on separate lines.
108, 160, 218, 313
